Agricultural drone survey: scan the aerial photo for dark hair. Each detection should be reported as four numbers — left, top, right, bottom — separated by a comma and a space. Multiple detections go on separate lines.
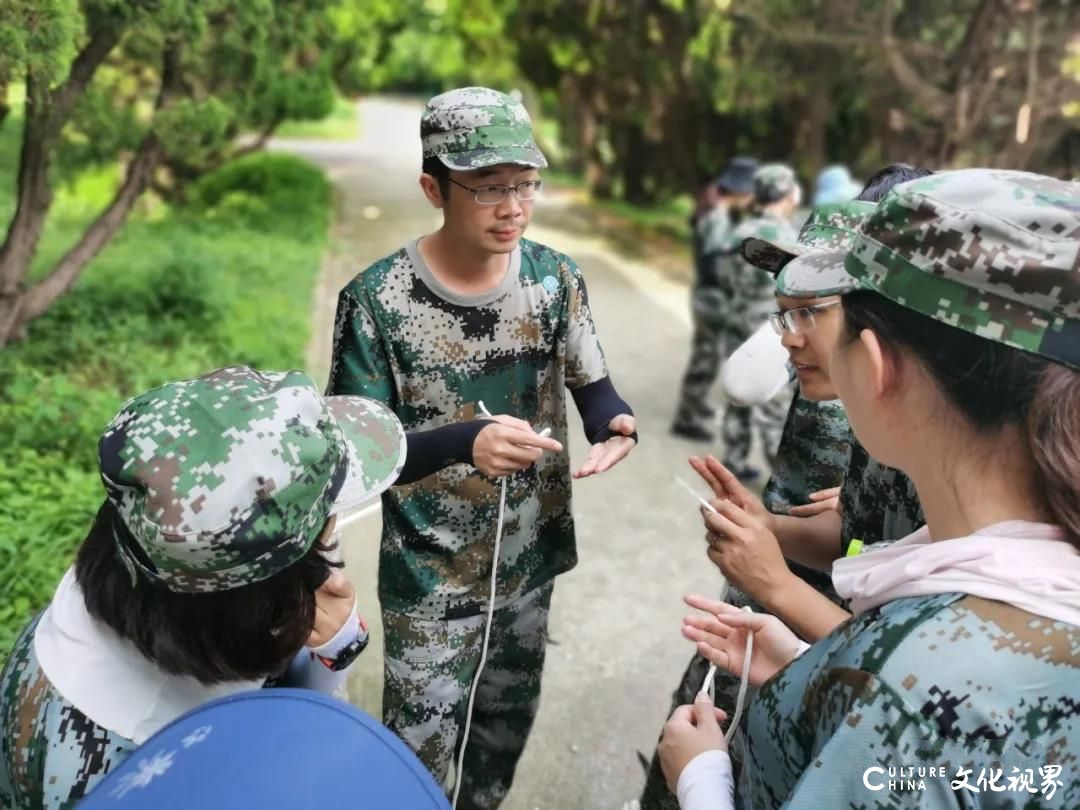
856, 163, 933, 203
842, 291, 1080, 547
422, 156, 450, 199
76, 501, 343, 685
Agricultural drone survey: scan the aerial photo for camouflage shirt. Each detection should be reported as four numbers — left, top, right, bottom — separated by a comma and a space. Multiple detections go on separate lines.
740, 593, 1079, 808
327, 238, 609, 619
840, 441, 924, 554
692, 205, 731, 291
0, 615, 136, 810
760, 394, 852, 605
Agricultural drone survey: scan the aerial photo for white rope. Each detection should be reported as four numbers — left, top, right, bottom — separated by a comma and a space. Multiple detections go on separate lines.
452, 402, 549, 809
698, 605, 754, 746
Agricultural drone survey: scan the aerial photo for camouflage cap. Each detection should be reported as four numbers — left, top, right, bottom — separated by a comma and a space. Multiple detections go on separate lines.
745, 201, 878, 298
809, 170, 1080, 368
421, 87, 547, 171
99, 366, 407, 593
753, 163, 798, 204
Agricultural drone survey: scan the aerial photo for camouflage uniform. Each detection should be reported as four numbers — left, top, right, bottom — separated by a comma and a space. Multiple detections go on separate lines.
0, 367, 405, 809
0, 616, 136, 810
326, 88, 611, 806
735, 171, 1080, 807
672, 204, 735, 436
716, 166, 801, 472
641, 201, 884, 810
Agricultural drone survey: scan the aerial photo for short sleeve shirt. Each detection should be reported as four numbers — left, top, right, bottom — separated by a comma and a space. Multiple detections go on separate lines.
327, 238, 609, 618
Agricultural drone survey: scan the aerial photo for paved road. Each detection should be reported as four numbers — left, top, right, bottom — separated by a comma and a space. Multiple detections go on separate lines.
279, 98, 747, 810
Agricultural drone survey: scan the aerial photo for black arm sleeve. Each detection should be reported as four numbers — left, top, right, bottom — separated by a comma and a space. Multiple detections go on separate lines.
396, 421, 489, 486
570, 377, 637, 445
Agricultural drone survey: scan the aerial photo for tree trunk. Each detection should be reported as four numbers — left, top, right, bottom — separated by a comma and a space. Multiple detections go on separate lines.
0, 40, 182, 347
0, 25, 123, 346
0, 76, 56, 344
13, 135, 165, 333
621, 124, 650, 205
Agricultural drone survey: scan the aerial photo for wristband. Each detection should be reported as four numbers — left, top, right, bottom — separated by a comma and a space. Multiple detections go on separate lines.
846, 538, 864, 557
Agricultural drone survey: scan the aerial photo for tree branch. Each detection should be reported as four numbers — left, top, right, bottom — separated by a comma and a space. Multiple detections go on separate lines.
879, 4, 949, 118
13, 41, 184, 334
48, 24, 124, 134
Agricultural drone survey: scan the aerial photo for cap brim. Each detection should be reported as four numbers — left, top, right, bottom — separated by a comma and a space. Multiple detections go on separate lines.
324, 396, 406, 515
775, 249, 857, 298
741, 237, 810, 274
438, 145, 548, 171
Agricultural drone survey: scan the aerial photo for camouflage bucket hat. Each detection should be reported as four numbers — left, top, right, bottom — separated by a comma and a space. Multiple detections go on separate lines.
814, 169, 1080, 368
421, 87, 547, 171
98, 366, 407, 593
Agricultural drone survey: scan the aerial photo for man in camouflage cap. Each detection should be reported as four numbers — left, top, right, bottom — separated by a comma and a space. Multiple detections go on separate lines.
0, 366, 408, 809
681, 163, 801, 483
328, 86, 638, 806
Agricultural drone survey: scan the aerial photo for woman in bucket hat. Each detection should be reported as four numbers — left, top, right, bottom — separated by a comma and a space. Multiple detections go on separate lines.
0, 366, 409, 809
661, 169, 1080, 808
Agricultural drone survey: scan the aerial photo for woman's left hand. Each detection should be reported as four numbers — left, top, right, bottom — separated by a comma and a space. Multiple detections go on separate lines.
703, 499, 793, 606
308, 570, 357, 648
658, 692, 728, 793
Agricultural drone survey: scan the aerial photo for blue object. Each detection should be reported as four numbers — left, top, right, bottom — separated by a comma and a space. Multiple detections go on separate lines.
812, 165, 862, 205
78, 689, 450, 809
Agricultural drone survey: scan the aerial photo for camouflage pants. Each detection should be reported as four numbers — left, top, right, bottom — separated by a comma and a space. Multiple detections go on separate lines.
672, 303, 745, 435
382, 583, 552, 810
720, 383, 795, 470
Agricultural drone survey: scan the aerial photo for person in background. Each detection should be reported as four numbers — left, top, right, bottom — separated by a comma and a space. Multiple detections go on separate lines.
713, 164, 801, 483
811, 164, 862, 205
671, 157, 758, 443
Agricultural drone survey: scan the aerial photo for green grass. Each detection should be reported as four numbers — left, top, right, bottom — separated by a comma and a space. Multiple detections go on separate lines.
0, 119, 332, 659
275, 94, 360, 140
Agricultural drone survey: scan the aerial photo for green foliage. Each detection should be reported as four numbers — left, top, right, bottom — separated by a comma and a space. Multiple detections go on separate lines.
275, 93, 359, 140
0, 146, 331, 659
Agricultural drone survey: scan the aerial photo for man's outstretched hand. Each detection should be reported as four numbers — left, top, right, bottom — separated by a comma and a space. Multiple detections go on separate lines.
574, 414, 636, 479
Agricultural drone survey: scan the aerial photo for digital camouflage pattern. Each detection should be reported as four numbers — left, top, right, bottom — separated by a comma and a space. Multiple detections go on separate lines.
741, 199, 877, 277
840, 169, 1080, 370
326, 238, 608, 620
840, 441, 924, 554
672, 205, 738, 436
382, 584, 552, 808
741, 592, 1079, 808
741, 200, 878, 300
0, 615, 136, 810
99, 366, 405, 593
421, 87, 547, 171
640, 394, 853, 810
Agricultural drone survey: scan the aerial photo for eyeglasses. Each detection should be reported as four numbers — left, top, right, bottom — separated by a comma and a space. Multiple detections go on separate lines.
448, 177, 543, 205
768, 300, 841, 335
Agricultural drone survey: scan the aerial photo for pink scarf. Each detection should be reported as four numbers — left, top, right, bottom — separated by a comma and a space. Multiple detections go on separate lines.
832, 521, 1080, 627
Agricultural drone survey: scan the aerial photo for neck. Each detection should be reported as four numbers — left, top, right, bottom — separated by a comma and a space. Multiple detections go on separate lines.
761, 201, 789, 219
422, 227, 508, 290
903, 421, 1053, 541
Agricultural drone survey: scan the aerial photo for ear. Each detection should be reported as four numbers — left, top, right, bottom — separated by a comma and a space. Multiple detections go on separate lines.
858, 327, 897, 402
419, 174, 445, 209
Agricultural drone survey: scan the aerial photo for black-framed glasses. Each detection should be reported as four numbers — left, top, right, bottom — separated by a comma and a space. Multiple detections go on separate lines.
768, 300, 841, 335
448, 177, 543, 205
